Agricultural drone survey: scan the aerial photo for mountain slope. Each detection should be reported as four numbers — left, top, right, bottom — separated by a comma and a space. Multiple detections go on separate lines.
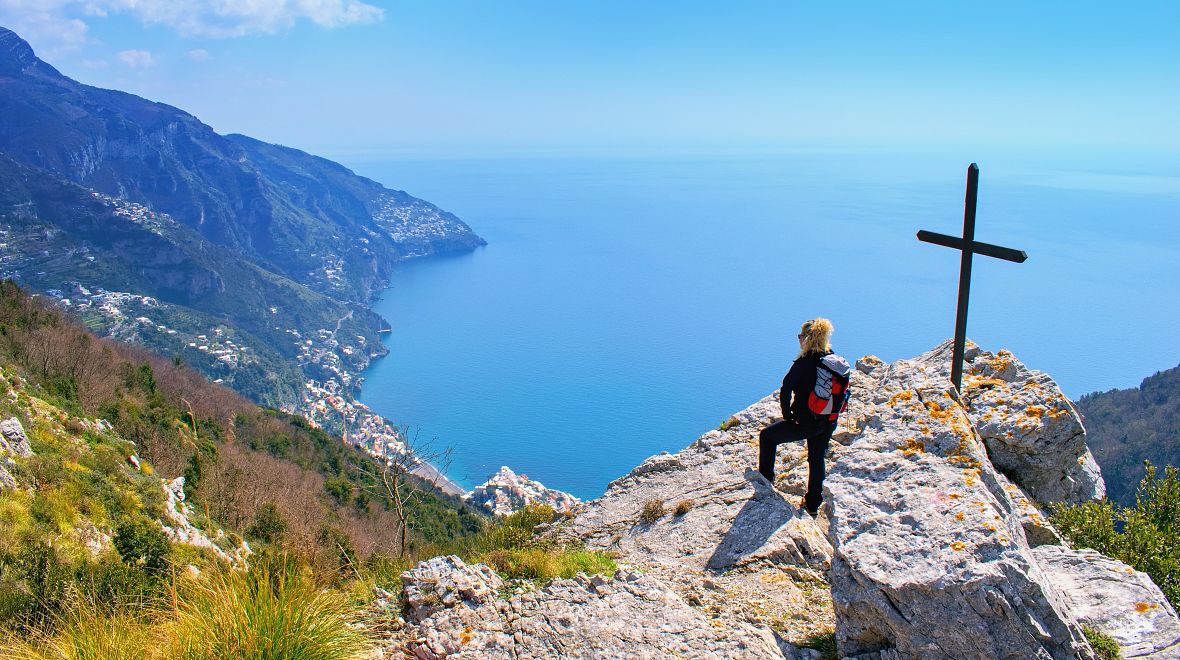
0, 25, 484, 304
1076, 363, 1180, 507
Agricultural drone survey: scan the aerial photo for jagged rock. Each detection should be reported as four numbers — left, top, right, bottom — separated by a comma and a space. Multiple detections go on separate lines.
0, 464, 15, 491
399, 555, 783, 659
0, 417, 33, 457
1033, 545, 1180, 659
467, 466, 580, 516
552, 392, 835, 648
825, 344, 1096, 659
951, 341, 1105, 505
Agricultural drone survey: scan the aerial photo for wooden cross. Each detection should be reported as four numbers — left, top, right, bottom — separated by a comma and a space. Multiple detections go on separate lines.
917, 163, 1027, 393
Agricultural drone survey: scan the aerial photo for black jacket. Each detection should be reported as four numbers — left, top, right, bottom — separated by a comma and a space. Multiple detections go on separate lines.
780, 351, 832, 427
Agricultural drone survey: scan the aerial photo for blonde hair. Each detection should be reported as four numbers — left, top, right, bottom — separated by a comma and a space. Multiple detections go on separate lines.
798, 318, 833, 356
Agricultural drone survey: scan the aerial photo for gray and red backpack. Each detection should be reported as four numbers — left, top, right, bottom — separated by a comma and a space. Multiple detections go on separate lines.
808, 354, 852, 422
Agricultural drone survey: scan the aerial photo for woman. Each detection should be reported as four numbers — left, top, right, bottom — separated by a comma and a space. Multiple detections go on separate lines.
758, 318, 850, 517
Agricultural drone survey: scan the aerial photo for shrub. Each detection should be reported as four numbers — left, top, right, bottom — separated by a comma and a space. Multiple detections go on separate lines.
673, 500, 694, 516
165, 555, 374, 660
1052, 462, 1180, 609
798, 629, 838, 660
246, 503, 287, 544
1083, 625, 1122, 660
639, 499, 664, 524
718, 416, 740, 431
113, 518, 171, 578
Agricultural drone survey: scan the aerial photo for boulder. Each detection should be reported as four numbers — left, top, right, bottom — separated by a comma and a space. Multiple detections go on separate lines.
825, 345, 1095, 659
950, 341, 1105, 505
1033, 545, 1180, 659
0, 417, 33, 457
399, 555, 783, 659
0, 464, 15, 490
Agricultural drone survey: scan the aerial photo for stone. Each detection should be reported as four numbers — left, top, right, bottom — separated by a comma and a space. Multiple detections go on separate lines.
938, 340, 1104, 505
551, 391, 836, 647
399, 555, 782, 659
824, 345, 1095, 659
159, 477, 250, 564
0, 417, 33, 457
0, 464, 15, 491
467, 465, 580, 516
1034, 545, 1180, 659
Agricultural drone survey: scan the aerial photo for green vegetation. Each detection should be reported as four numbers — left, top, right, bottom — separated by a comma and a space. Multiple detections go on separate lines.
1083, 625, 1122, 660
718, 416, 740, 431
1051, 462, 1179, 609
0, 283, 612, 654
798, 629, 838, 660
1076, 364, 1180, 507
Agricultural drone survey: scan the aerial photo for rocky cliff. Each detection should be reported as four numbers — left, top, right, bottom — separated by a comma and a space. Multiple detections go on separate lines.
468, 466, 581, 516
388, 342, 1180, 659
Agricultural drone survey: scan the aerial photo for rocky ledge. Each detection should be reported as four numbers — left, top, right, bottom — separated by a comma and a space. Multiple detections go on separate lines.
467, 465, 580, 516
386, 341, 1179, 659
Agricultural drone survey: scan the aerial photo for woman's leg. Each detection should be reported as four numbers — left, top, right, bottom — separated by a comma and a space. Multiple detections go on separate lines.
758, 420, 805, 483
803, 426, 835, 513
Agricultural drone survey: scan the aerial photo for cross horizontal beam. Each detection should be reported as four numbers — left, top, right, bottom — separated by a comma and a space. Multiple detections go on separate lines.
916, 230, 1028, 263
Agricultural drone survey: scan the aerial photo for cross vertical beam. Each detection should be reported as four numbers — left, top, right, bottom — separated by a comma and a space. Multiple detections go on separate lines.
917, 164, 1027, 394
950, 163, 980, 394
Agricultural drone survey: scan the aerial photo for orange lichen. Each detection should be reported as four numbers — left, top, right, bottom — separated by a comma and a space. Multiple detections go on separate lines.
889, 390, 914, 406
955, 512, 965, 521
950, 541, 966, 552
1135, 602, 1153, 613
1025, 406, 1047, 418
460, 627, 474, 645
900, 437, 926, 457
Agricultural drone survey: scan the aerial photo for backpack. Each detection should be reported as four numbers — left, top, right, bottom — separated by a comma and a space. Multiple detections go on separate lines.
808, 354, 852, 422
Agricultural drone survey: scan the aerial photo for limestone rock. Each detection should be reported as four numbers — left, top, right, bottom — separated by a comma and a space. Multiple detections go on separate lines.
400, 555, 783, 659
552, 392, 835, 647
1034, 545, 1180, 659
949, 341, 1105, 505
0, 417, 33, 457
467, 466, 580, 516
160, 477, 250, 564
824, 345, 1095, 659
0, 464, 15, 490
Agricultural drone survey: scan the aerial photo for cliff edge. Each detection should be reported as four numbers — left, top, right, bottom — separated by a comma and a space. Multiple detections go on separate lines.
390, 342, 1179, 659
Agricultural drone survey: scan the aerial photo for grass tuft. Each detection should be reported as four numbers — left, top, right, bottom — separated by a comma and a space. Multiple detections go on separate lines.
165, 554, 374, 660
639, 499, 664, 525
673, 500, 694, 516
1083, 626, 1122, 660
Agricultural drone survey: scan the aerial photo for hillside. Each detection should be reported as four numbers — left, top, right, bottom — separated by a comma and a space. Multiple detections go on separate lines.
0, 25, 483, 423
1076, 363, 1180, 507
0, 282, 486, 617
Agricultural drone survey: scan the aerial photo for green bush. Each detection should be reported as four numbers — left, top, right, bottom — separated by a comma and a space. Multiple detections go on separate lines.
113, 519, 171, 578
246, 503, 287, 544
1052, 462, 1180, 609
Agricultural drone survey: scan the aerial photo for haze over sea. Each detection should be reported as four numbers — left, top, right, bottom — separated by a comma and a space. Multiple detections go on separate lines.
353, 151, 1180, 500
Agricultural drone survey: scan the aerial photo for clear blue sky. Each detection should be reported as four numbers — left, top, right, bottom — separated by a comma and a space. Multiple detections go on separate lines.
2, 1, 1178, 159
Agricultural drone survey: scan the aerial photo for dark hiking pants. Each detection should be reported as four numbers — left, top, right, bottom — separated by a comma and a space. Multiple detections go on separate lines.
758, 418, 835, 512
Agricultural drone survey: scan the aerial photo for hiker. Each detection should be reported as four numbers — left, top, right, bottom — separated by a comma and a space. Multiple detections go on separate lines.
758, 318, 852, 517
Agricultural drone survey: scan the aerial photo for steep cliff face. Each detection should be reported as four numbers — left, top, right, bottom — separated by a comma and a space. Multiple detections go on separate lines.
390, 343, 1179, 659
0, 26, 484, 304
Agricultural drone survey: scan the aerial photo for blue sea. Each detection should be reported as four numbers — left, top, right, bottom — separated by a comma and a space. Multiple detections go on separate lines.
349, 151, 1180, 500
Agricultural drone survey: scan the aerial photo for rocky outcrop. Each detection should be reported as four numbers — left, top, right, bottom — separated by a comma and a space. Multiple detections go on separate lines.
0, 417, 33, 457
824, 344, 1097, 659
160, 477, 250, 564
467, 466, 580, 516
552, 393, 836, 650
400, 555, 784, 659
1034, 545, 1180, 659
952, 342, 1106, 504
389, 342, 1169, 660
